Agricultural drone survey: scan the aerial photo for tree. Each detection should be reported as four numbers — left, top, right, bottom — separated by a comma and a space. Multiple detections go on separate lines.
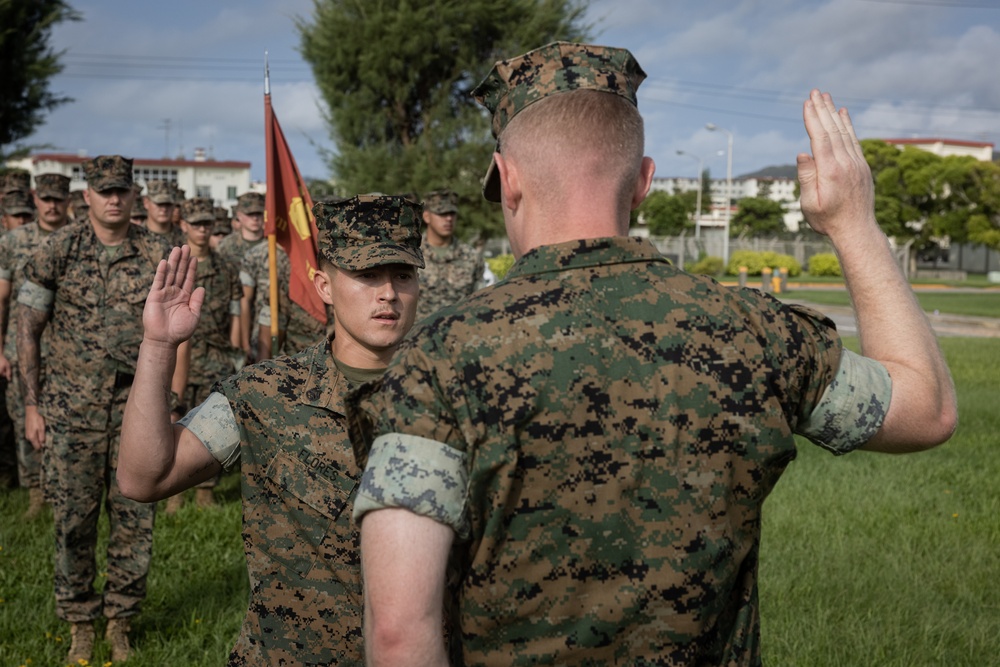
861, 139, 1000, 258
730, 197, 785, 237
639, 190, 696, 236
297, 0, 590, 240
0, 1, 79, 161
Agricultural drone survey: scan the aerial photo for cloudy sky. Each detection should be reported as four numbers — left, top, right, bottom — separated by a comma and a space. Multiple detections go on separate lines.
27, 0, 999, 185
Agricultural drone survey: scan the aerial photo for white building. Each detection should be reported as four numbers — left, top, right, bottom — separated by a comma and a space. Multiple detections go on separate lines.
883, 138, 994, 162
7, 150, 254, 210
648, 174, 805, 232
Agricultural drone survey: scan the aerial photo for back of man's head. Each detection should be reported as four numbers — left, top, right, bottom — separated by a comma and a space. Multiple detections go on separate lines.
473, 42, 647, 212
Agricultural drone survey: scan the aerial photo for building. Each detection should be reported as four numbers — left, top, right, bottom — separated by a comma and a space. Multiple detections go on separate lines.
6, 150, 254, 209
647, 174, 804, 233
882, 138, 994, 162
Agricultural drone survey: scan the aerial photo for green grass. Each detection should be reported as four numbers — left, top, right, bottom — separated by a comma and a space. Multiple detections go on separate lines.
1, 339, 997, 666
760, 337, 1000, 666
779, 289, 1000, 318
0, 474, 245, 667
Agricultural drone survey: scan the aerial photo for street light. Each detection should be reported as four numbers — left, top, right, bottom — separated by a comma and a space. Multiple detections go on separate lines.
706, 122, 733, 265
676, 149, 704, 237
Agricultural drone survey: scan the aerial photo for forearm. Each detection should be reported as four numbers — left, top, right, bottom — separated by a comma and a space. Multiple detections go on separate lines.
832, 222, 957, 449
119, 339, 185, 498
15, 304, 46, 407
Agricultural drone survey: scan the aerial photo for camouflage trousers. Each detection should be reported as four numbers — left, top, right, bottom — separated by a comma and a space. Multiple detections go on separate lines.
7, 362, 44, 489
46, 417, 155, 623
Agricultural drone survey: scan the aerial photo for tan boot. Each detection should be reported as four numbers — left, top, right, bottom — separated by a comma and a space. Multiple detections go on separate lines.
195, 488, 215, 508
164, 493, 184, 515
67, 621, 95, 663
23, 487, 45, 519
106, 617, 131, 662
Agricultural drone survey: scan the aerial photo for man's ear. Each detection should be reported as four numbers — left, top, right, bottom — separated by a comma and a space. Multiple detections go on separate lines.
313, 266, 335, 305
495, 152, 521, 212
631, 156, 656, 210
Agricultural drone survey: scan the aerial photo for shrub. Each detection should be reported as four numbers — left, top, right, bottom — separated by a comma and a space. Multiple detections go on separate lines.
486, 253, 515, 280
686, 255, 725, 276
808, 253, 842, 277
726, 250, 802, 277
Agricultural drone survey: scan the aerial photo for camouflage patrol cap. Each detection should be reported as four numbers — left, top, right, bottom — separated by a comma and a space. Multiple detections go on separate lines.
2, 169, 31, 194
181, 197, 216, 224
472, 41, 646, 202
1, 190, 35, 216
35, 173, 71, 200
212, 206, 232, 235
314, 194, 424, 270
83, 155, 134, 192
131, 196, 148, 219
145, 179, 175, 205
172, 184, 186, 201
69, 189, 88, 209
423, 189, 459, 215
236, 191, 265, 214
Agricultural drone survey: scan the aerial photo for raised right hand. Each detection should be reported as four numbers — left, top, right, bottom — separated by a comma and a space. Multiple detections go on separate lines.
144, 245, 206, 346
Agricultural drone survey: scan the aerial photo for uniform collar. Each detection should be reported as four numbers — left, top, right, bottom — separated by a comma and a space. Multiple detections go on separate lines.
300, 335, 349, 416
505, 236, 668, 280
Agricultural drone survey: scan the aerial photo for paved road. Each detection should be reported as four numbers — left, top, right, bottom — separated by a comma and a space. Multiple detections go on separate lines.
787, 301, 1000, 338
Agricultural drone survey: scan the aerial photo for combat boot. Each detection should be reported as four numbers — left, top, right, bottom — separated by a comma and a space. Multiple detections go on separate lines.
67, 621, 95, 663
23, 487, 45, 519
164, 493, 184, 515
106, 617, 131, 662
195, 488, 215, 508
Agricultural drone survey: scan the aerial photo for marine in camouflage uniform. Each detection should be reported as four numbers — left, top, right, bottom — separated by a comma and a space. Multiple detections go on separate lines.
348, 43, 957, 666
143, 179, 185, 247
216, 191, 266, 275
0, 188, 35, 487
117, 194, 424, 666
240, 241, 326, 361
16, 156, 171, 663
415, 188, 484, 321
0, 173, 71, 515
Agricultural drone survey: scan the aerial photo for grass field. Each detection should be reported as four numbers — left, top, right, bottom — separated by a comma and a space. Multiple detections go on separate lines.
779, 289, 1000, 318
1, 338, 997, 666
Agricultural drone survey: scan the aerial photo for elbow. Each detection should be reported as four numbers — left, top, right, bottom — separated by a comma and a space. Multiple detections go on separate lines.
115, 466, 159, 503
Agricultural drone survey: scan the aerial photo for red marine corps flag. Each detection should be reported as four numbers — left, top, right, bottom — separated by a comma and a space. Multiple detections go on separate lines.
263, 55, 327, 352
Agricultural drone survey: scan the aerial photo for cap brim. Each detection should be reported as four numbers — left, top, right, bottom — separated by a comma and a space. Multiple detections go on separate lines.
93, 180, 133, 193
147, 195, 174, 205
324, 244, 425, 271
482, 154, 501, 203
36, 191, 68, 200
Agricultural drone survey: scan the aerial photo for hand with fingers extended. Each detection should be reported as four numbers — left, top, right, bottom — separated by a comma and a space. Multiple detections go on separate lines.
144, 245, 205, 347
797, 89, 877, 239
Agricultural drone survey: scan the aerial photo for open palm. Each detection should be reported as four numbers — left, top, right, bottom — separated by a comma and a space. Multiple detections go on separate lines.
144, 245, 206, 346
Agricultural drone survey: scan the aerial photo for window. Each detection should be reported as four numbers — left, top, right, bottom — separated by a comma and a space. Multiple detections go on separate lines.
227, 186, 237, 200
195, 185, 212, 198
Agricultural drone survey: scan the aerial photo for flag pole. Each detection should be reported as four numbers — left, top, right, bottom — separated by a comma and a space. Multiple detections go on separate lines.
264, 51, 280, 358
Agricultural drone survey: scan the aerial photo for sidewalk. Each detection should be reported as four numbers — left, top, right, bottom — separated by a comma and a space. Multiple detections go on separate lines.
785, 301, 1000, 338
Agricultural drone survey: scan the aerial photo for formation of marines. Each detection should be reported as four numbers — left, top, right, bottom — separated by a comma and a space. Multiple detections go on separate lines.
3, 38, 958, 667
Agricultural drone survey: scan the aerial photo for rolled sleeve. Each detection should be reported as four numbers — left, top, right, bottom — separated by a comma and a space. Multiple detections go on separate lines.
796, 349, 892, 455
239, 269, 255, 288
353, 433, 469, 538
17, 280, 54, 312
177, 392, 242, 470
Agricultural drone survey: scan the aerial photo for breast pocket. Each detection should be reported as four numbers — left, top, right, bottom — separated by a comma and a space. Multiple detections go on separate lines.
249, 449, 353, 578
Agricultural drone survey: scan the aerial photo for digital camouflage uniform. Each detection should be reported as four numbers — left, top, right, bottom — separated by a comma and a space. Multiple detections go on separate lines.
0, 222, 58, 489
0, 182, 35, 484
176, 194, 425, 665
416, 190, 484, 322
240, 241, 326, 356
195, 339, 367, 665
18, 156, 171, 623
216, 231, 265, 275
348, 43, 892, 666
